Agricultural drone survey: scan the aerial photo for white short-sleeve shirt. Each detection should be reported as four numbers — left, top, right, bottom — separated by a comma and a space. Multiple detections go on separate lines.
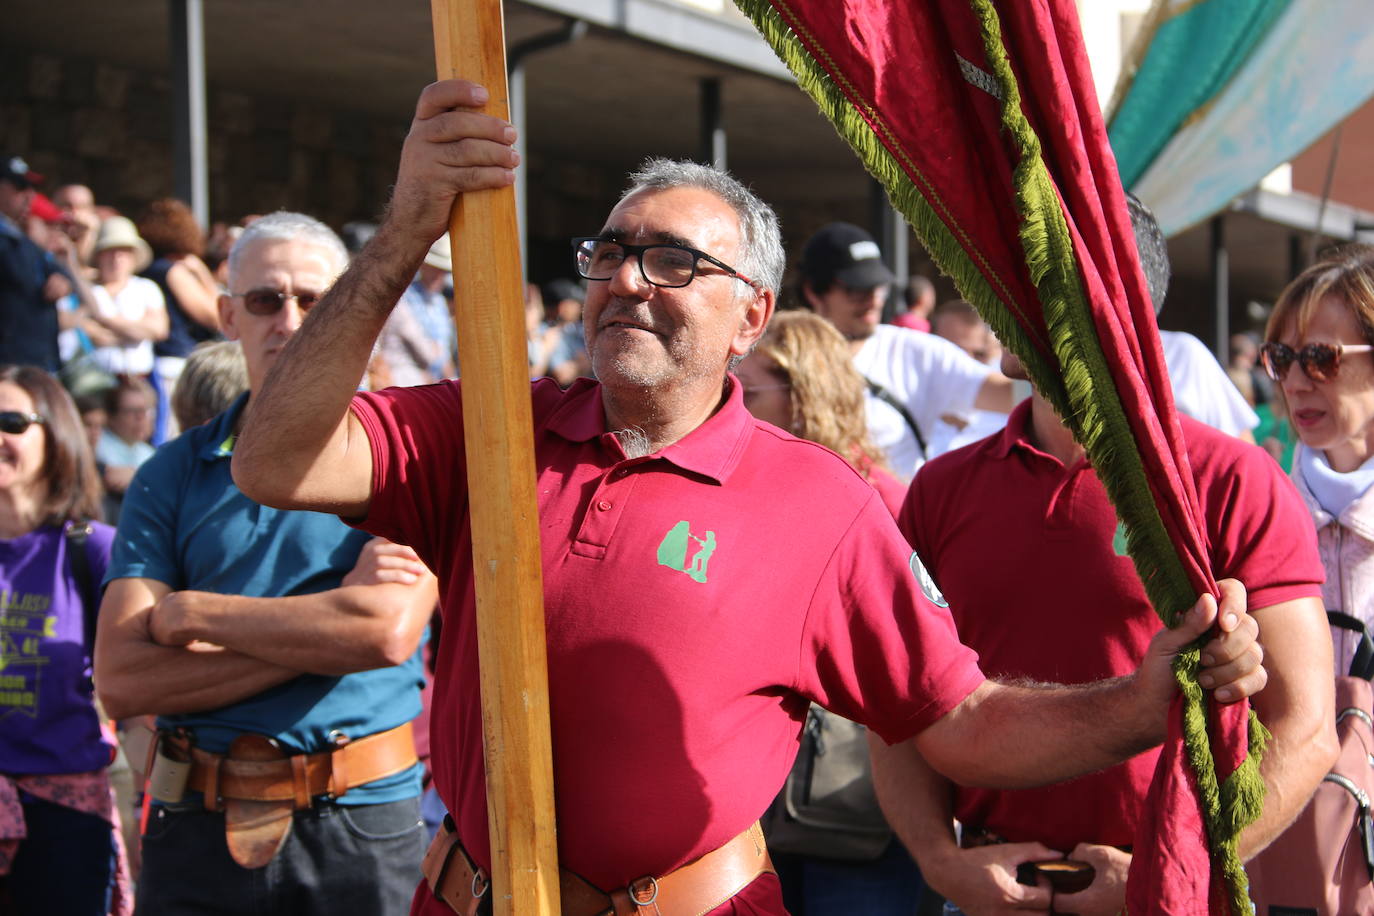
853, 325, 993, 480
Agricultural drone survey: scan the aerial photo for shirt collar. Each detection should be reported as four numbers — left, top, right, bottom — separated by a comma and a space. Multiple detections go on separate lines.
544, 375, 753, 484
989, 398, 1035, 460
198, 391, 252, 461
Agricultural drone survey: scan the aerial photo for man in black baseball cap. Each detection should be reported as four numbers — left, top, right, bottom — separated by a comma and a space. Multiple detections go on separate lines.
0, 155, 68, 372
797, 222, 895, 343
795, 222, 1015, 479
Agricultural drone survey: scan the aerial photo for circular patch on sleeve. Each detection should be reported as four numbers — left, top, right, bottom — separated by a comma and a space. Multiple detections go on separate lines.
909, 552, 948, 608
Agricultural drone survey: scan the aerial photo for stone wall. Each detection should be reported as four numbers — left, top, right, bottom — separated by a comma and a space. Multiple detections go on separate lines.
0, 44, 408, 230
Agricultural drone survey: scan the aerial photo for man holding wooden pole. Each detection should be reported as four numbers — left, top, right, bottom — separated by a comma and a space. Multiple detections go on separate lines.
233, 79, 1266, 916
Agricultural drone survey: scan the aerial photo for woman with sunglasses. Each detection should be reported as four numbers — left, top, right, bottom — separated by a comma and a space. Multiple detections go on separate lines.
0, 366, 128, 915
1262, 244, 1374, 673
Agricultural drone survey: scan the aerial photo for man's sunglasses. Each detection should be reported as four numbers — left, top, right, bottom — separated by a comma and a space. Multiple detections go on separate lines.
1259, 341, 1374, 383
0, 411, 45, 435
232, 288, 323, 316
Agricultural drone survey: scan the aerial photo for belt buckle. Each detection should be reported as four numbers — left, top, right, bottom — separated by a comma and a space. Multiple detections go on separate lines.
628, 875, 658, 906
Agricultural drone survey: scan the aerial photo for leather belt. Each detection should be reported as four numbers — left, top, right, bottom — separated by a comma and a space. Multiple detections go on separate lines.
185, 720, 417, 808
422, 817, 774, 916
158, 721, 417, 870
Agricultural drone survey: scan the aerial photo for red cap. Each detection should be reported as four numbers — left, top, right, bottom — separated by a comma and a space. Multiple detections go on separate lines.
28, 192, 63, 224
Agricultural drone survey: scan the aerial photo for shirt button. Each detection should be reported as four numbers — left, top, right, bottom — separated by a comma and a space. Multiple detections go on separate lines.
597, 500, 612, 511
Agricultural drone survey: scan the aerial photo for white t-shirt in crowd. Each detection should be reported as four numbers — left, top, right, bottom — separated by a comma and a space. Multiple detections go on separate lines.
853, 324, 993, 480
1159, 329, 1258, 437
90, 276, 166, 376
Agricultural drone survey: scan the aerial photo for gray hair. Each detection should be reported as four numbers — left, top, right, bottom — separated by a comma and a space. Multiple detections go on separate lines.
621, 158, 784, 298
172, 340, 250, 429
227, 211, 348, 286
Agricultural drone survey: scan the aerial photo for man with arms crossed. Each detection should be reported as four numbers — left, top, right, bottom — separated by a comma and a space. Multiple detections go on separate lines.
232, 80, 1263, 916
94, 213, 439, 915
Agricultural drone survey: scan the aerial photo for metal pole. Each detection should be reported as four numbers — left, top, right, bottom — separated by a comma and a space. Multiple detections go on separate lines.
869, 180, 908, 321
508, 20, 586, 276
700, 78, 726, 169
169, 0, 209, 225
1210, 215, 1229, 363
509, 62, 528, 272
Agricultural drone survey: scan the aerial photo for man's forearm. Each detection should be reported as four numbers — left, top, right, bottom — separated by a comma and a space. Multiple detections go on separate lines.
234, 221, 423, 514
869, 733, 960, 872
97, 636, 298, 720
96, 577, 300, 719
153, 579, 436, 676
916, 677, 1158, 790
869, 732, 1060, 911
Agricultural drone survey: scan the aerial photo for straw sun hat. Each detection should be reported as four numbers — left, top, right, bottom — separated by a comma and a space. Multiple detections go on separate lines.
94, 216, 152, 272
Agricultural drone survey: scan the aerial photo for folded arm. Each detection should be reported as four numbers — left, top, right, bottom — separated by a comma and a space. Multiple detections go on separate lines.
148, 538, 437, 676
95, 576, 299, 719
95, 539, 437, 719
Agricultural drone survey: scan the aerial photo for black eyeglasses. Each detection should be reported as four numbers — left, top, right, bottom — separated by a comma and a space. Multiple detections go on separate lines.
1259, 341, 1374, 383
232, 288, 323, 316
571, 237, 757, 290
0, 411, 45, 435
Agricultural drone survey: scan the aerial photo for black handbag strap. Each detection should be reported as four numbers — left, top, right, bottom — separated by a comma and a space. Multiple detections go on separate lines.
864, 377, 928, 461
1329, 610, 1374, 681
64, 520, 99, 647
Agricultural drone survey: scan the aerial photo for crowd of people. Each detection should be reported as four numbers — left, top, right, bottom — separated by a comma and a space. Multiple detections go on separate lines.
0, 70, 1361, 916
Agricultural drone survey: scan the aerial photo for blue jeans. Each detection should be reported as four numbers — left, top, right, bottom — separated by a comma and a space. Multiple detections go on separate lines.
135, 796, 424, 916
774, 839, 926, 915
2, 795, 115, 916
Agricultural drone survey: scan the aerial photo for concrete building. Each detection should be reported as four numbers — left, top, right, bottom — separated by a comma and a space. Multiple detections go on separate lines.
5, 0, 1370, 344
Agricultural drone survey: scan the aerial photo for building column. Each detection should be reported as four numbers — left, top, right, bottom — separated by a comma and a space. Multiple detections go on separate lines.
1210, 214, 1229, 362
870, 181, 909, 321
699, 78, 726, 169
170, 0, 208, 225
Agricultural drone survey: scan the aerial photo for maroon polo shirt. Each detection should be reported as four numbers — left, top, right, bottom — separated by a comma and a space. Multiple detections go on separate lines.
901, 400, 1323, 851
350, 376, 984, 913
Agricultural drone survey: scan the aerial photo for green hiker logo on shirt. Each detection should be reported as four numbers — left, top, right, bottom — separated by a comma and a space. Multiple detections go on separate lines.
656, 520, 717, 584
1113, 521, 1130, 558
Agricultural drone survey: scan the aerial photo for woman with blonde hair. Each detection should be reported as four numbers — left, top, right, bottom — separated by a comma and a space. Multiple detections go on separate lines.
1262, 243, 1374, 672
740, 311, 920, 913
737, 309, 906, 515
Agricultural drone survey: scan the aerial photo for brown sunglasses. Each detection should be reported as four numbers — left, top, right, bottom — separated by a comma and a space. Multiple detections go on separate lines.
1259, 341, 1374, 383
232, 288, 323, 316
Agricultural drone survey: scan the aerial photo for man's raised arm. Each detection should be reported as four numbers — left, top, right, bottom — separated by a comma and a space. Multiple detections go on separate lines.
233, 79, 518, 516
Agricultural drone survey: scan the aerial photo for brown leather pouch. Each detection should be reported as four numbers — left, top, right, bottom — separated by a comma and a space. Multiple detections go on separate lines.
221, 735, 296, 869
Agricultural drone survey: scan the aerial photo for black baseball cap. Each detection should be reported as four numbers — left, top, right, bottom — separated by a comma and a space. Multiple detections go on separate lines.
1, 156, 43, 190
800, 222, 895, 291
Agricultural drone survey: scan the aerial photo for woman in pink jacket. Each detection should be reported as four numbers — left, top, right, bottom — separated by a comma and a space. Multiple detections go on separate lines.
1263, 244, 1374, 672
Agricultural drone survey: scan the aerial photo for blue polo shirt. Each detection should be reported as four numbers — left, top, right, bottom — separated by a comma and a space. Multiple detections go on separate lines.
107, 393, 423, 804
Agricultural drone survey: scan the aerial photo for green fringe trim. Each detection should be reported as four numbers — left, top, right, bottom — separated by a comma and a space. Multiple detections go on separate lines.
732, 0, 1268, 910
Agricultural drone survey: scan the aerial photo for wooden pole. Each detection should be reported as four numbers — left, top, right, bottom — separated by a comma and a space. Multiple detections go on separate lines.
429, 2, 561, 913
